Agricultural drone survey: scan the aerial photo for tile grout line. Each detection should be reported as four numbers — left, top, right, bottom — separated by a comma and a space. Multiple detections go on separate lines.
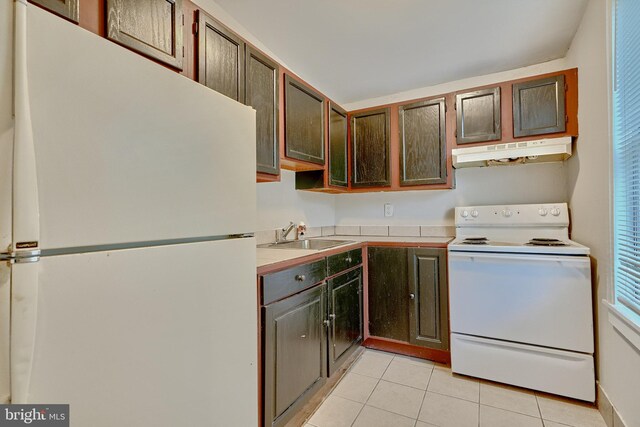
414, 359, 435, 427
354, 352, 420, 424
348, 349, 392, 427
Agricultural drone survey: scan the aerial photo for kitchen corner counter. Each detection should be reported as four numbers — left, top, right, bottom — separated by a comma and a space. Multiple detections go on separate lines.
257, 235, 453, 274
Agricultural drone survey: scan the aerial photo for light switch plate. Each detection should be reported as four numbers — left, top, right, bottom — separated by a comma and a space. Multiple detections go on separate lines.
384, 203, 394, 217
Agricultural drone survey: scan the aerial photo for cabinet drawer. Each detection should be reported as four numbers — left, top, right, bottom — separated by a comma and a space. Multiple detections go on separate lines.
262, 259, 327, 304
327, 249, 362, 276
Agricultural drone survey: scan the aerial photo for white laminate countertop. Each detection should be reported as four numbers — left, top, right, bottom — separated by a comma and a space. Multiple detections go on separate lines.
256, 235, 453, 269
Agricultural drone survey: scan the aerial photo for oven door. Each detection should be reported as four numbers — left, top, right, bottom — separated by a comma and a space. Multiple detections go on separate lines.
448, 251, 593, 353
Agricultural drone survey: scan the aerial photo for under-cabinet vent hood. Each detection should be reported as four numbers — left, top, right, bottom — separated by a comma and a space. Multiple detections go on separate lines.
452, 136, 572, 168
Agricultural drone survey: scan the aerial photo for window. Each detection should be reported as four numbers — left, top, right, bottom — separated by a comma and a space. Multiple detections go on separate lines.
613, 0, 640, 323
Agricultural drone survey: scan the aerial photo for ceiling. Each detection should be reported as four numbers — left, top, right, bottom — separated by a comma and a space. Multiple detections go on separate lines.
214, 0, 589, 105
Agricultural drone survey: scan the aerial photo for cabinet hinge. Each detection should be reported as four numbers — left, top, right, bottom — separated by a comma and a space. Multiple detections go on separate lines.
182, 13, 184, 26
182, 46, 184, 57
193, 21, 199, 35
454, 102, 457, 110
565, 83, 569, 92
566, 114, 569, 123
455, 129, 457, 138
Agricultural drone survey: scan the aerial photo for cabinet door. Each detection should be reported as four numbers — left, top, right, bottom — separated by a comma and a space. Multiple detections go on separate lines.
197, 11, 245, 102
328, 268, 362, 375
107, 0, 183, 69
455, 87, 501, 144
513, 75, 566, 137
367, 247, 409, 341
408, 248, 449, 350
246, 46, 279, 175
351, 109, 391, 187
329, 102, 348, 187
284, 75, 326, 165
30, 0, 79, 22
399, 98, 447, 186
263, 284, 327, 427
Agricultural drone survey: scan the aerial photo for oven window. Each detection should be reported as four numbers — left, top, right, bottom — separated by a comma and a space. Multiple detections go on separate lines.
613, 0, 640, 323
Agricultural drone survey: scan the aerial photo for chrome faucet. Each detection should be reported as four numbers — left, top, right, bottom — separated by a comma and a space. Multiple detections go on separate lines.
276, 222, 296, 243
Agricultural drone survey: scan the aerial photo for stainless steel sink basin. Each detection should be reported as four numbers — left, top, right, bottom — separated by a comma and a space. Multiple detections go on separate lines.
258, 239, 351, 250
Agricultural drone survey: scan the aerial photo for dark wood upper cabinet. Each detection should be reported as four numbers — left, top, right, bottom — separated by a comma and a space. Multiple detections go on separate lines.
351, 108, 391, 187
513, 75, 566, 137
399, 98, 447, 186
367, 247, 409, 342
284, 75, 326, 165
246, 46, 279, 175
196, 11, 245, 101
408, 248, 449, 351
328, 102, 348, 187
106, 0, 183, 70
30, 0, 79, 22
456, 87, 501, 144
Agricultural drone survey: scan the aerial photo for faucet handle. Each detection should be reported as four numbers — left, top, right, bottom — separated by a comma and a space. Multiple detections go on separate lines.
297, 222, 307, 237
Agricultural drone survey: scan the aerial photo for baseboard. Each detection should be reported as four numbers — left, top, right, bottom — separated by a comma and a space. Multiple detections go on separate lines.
597, 382, 627, 427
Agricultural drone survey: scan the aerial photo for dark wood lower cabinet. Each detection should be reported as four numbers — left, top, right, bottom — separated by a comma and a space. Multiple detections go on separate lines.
368, 246, 449, 350
367, 247, 410, 341
328, 267, 363, 376
261, 249, 364, 426
263, 283, 327, 427
408, 248, 449, 350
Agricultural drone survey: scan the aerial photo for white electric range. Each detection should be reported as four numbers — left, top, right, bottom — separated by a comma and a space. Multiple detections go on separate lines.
448, 203, 595, 402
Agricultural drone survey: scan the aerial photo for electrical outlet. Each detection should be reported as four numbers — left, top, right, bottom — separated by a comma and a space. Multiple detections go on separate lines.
384, 203, 394, 217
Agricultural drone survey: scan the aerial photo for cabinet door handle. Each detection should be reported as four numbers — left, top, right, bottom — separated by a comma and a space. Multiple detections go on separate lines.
300, 334, 307, 339
295, 274, 305, 282
323, 320, 331, 327
328, 313, 336, 319
345, 257, 352, 263
409, 293, 415, 300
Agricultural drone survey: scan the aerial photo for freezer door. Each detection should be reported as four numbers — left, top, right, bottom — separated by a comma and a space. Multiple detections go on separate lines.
449, 252, 593, 353
11, 238, 257, 427
25, 6, 256, 249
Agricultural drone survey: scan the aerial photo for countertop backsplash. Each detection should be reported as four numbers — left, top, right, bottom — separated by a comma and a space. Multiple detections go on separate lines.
254, 224, 454, 245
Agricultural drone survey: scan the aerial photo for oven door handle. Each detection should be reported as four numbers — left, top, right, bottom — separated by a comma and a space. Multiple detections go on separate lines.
449, 252, 590, 266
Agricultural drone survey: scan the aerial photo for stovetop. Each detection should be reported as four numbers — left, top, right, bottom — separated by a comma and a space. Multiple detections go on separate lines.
448, 203, 590, 256
449, 236, 589, 255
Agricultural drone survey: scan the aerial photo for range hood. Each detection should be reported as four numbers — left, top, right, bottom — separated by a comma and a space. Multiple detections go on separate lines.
452, 136, 572, 168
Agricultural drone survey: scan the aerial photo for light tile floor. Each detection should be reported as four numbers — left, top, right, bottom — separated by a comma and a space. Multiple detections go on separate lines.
305, 349, 607, 427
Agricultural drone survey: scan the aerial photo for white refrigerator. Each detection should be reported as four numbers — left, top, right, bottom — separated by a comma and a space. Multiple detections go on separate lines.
0, 2, 258, 426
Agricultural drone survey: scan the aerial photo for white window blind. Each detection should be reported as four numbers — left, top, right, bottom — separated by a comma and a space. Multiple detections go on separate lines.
614, 0, 640, 318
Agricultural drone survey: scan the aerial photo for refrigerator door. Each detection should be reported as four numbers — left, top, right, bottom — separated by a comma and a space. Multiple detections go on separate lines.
11, 238, 257, 426
0, 263, 9, 403
25, 6, 256, 250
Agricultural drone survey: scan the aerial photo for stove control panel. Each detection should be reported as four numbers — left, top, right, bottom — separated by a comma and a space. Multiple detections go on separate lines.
455, 203, 569, 226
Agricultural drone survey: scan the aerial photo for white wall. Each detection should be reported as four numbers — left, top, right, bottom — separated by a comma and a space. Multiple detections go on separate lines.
565, 1, 640, 426
335, 163, 567, 225
256, 170, 335, 231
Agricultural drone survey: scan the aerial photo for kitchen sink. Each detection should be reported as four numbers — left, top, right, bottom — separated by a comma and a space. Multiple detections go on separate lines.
258, 239, 351, 250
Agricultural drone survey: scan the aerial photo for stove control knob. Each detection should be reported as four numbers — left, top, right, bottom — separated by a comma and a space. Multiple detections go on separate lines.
460, 210, 469, 218
502, 209, 512, 218
538, 208, 548, 216
550, 207, 561, 216
470, 209, 479, 218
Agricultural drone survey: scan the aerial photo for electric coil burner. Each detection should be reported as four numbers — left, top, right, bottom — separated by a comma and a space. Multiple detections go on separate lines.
447, 203, 594, 402
462, 237, 488, 245
527, 238, 568, 247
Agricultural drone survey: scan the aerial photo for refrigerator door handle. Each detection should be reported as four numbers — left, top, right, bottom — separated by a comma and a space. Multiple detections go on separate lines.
10, 261, 39, 403
13, 0, 41, 252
